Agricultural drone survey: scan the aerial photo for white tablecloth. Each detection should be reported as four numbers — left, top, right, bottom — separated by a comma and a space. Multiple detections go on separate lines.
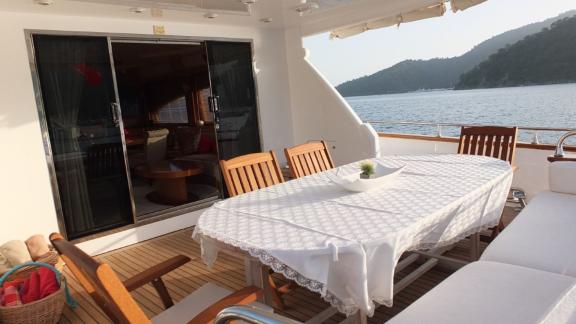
193, 154, 513, 316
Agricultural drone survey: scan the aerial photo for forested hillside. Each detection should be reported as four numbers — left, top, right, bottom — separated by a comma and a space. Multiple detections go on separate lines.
456, 16, 576, 89
336, 10, 576, 97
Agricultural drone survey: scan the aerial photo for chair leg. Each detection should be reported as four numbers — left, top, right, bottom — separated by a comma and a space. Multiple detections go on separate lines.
267, 273, 286, 310
489, 219, 505, 241
151, 277, 174, 309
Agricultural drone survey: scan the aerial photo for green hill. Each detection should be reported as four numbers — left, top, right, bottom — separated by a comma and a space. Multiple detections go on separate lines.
336, 10, 576, 97
456, 16, 576, 89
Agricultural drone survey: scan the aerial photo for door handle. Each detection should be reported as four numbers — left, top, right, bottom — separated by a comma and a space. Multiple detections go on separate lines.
110, 102, 120, 126
208, 96, 220, 112
212, 96, 220, 112
209, 96, 221, 130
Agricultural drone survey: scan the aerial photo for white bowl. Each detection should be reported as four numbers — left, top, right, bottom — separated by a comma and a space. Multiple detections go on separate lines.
328, 163, 404, 192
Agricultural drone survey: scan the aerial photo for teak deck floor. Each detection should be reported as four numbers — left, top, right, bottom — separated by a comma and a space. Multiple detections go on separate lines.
60, 207, 518, 324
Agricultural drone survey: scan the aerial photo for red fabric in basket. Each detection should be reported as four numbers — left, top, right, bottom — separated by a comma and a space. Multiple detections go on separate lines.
21, 271, 40, 304
2, 285, 22, 306
1, 268, 59, 306
38, 267, 59, 299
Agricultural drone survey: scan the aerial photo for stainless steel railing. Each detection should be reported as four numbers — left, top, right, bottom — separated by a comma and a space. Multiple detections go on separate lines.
554, 130, 576, 157
214, 306, 302, 324
366, 120, 575, 145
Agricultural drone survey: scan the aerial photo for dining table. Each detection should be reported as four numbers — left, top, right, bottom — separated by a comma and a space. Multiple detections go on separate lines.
193, 154, 513, 322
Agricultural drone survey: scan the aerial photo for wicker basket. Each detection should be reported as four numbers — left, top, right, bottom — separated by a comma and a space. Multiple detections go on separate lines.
0, 262, 67, 324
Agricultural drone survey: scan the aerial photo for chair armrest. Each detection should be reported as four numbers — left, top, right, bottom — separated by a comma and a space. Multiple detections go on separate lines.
188, 286, 263, 324
123, 255, 190, 291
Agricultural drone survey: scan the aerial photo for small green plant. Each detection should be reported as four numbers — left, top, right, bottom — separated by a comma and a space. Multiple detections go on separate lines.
360, 161, 375, 179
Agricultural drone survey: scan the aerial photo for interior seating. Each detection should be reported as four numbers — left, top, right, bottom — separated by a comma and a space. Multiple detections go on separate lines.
284, 141, 334, 179
145, 128, 170, 165
49, 233, 266, 323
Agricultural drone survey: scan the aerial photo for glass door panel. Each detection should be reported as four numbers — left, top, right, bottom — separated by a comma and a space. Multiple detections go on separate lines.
112, 42, 221, 218
33, 35, 133, 239
206, 41, 261, 160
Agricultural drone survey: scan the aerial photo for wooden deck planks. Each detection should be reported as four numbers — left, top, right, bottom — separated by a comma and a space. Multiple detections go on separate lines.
60, 210, 513, 324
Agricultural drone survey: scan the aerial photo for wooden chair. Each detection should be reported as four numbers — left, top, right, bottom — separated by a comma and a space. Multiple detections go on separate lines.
49, 233, 262, 323
219, 152, 292, 309
284, 141, 334, 179
457, 126, 518, 240
458, 126, 518, 166
219, 151, 284, 197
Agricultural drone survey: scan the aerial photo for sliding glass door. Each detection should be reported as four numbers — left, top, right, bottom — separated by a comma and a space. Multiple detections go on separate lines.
33, 35, 133, 239
32, 36, 263, 238
206, 41, 261, 160
111, 41, 221, 218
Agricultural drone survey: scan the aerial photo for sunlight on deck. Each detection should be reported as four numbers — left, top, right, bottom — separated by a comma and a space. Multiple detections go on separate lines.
59, 210, 516, 324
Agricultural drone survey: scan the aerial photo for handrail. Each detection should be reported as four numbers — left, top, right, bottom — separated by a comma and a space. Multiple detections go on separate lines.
366, 120, 574, 132
214, 306, 302, 324
365, 120, 576, 144
554, 131, 576, 157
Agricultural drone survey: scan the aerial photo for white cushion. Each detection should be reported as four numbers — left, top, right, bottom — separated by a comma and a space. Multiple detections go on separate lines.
550, 162, 576, 195
481, 191, 576, 277
151, 283, 273, 324
388, 261, 576, 324
152, 282, 232, 324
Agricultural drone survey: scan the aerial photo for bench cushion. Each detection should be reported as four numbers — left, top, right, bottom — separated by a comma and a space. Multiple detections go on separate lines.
388, 261, 576, 324
481, 191, 576, 277
549, 162, 576, 195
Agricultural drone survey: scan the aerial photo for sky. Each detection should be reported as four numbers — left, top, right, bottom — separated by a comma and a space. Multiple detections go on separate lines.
303, 0, 576, 86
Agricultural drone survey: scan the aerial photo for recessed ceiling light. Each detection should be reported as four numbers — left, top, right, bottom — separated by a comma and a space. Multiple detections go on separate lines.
204, 12, 218, 19
294, 1, 319, 16
128, 7, 146, 14
240, 0, 257, 4
34, 0, 54, 5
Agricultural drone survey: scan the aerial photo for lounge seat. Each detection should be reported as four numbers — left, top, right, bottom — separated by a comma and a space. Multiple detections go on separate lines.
50, 233, 272, 323
152, 282, 272, 324
387, 261, 576, 324
481, 191, 576, 277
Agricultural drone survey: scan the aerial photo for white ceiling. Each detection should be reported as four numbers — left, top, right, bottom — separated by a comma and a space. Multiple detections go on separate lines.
0, 0, 442, 35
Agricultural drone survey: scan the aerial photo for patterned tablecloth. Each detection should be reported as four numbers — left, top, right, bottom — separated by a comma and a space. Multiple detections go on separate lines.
193, 154, 513, 316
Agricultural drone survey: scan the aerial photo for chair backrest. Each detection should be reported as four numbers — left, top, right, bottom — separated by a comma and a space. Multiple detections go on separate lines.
175, 126, 202, 155
220, 151, 284, 197
458, 126, 518, 165
146, 128, 169, 165
284, 141, 334, 179
49, 233, 150, 324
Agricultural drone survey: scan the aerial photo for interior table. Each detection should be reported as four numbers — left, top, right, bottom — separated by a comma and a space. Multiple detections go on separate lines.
193, 154, 513, 321
137, 160, 204, 205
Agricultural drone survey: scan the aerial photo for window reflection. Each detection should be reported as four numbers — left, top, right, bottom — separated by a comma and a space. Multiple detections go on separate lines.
113, 42, 220, 218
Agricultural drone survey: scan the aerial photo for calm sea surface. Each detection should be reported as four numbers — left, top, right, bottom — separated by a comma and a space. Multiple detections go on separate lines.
346, 83, 576, 144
